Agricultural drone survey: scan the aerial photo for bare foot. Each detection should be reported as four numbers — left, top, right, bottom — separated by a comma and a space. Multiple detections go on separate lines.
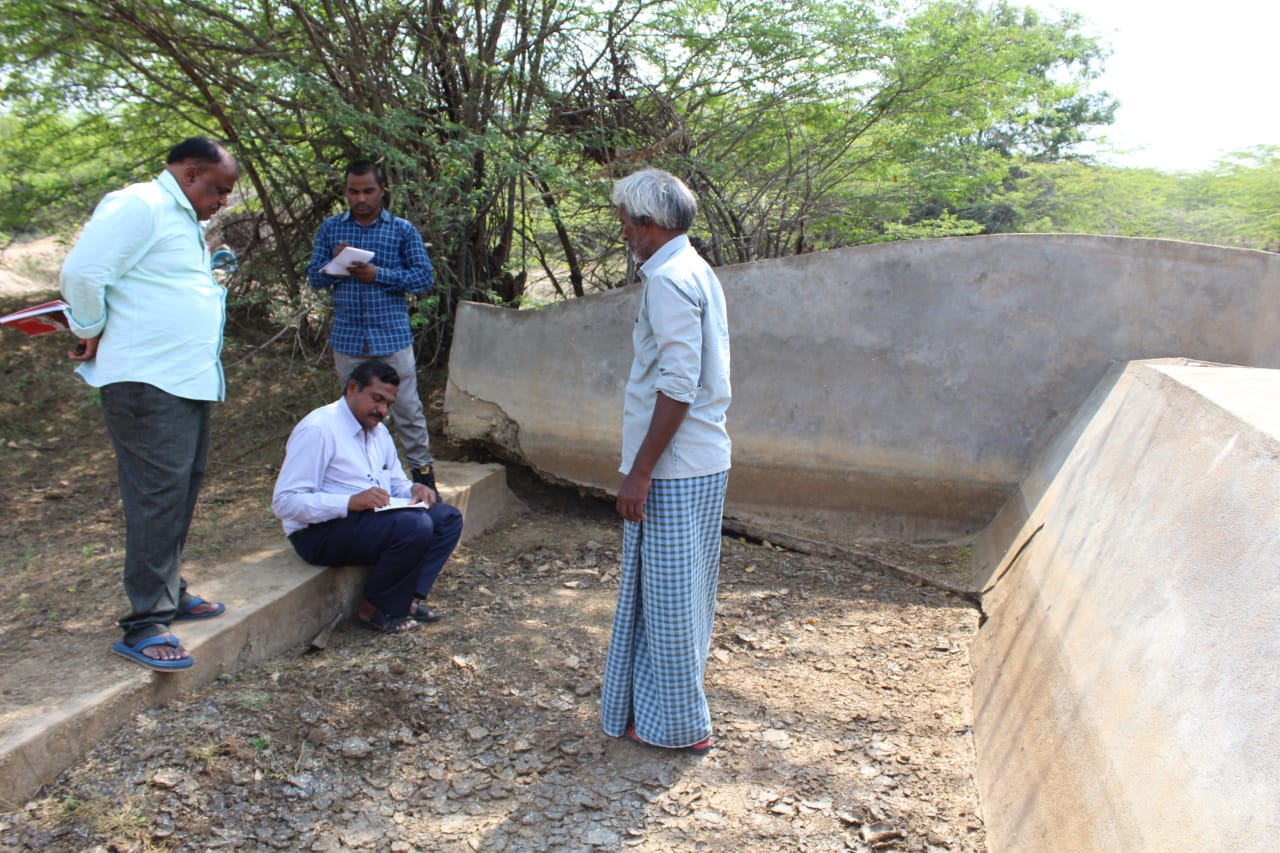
141, 634, 191, 662
175, 595, 225, 621
183, 600, 220, 617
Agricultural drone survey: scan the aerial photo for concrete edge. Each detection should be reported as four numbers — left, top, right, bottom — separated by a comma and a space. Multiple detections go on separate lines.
964, 358, 1214, 591
969, 361, 1280, 849
0, 462, 526, 808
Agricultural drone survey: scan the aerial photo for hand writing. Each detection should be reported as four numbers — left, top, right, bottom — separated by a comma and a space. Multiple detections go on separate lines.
348, 487, 391, 512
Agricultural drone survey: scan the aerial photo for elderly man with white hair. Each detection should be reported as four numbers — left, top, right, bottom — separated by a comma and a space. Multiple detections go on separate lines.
600, 168, 732, 755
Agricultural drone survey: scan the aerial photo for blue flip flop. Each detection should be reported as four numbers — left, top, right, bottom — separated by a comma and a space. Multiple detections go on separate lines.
112, 633, 194, 671
175, 595, 225, 621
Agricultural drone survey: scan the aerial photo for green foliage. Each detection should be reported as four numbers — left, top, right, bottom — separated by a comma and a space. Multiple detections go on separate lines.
984, 147, 1280, 250
613, 0, 1118, 259
0, 111, 139, 239
1184, 147, 1280, 249
17, 0, 1249, 363
988, 160, 1179, 236
237, 690, 270, 711
879, 211, 986, 241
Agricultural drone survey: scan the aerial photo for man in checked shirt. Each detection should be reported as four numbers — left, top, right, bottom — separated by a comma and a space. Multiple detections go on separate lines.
307, 159, 440, 492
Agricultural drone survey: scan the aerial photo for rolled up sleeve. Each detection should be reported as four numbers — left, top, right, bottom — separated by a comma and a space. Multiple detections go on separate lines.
648, 278, 703, 404
60, 193, 153, 339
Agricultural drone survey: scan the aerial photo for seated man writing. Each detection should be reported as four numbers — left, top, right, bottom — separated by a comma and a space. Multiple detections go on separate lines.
272, 359, 463, 633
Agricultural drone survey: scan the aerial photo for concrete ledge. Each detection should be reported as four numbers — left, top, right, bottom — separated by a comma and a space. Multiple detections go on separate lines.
970, 361, 1280, 850
967, 360, 1132, 590
447, 235, 1280, 546
0, 462, 525, 808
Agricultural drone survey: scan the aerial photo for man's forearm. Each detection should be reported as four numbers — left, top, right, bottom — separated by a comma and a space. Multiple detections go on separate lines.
629, 392, 690, 477
616, 392, 689, 522
376, 257, 434, 293
271, 490, 350, 525
305, 224, 339, 289
394, 226, 435, 293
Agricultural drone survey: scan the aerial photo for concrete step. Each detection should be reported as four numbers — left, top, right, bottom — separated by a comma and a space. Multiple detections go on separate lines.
0, 461, 525, 807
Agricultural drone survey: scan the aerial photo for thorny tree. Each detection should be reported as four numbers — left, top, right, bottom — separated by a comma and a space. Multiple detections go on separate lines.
0, 0, 1112, 362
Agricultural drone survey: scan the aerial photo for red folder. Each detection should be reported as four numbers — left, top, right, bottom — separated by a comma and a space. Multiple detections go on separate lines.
0, 300, 71, 336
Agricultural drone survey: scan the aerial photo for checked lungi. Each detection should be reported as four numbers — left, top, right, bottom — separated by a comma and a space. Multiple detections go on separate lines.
601, 470, 729, 748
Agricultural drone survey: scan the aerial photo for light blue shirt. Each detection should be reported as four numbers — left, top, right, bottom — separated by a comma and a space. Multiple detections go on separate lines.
60, 170, 226, 401
621, 233, 732, 479
272, 397, 416, 536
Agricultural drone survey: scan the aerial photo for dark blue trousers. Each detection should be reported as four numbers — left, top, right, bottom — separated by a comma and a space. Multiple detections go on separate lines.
101, 382, 210, 646
289, 503, 463, 617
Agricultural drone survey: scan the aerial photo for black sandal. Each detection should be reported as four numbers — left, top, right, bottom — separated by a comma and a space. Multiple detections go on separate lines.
410, 602, 441, 623
358, 609, 418, 634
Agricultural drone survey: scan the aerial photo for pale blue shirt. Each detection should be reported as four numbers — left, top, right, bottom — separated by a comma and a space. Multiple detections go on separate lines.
621, 233, 732, 479
60, 170, 226, 401
272, 397, 415, 536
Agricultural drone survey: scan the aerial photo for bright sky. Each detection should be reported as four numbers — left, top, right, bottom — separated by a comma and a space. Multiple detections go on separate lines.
1025, 0, 1280, 172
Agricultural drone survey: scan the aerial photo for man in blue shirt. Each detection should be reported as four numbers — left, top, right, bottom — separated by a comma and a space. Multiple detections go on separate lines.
306, 161, 438, 492
61, 137, 239, 671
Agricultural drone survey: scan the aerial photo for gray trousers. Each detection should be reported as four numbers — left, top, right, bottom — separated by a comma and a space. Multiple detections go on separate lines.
333, 345, 433, 470
100, 382, 210, 645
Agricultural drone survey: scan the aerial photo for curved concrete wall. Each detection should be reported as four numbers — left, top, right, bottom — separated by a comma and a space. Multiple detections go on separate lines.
446, 234, 1280, 550
970, 360, 1280, 850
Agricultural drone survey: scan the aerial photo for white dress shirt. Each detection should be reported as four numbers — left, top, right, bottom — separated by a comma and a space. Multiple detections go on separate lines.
272, 397, 415, 536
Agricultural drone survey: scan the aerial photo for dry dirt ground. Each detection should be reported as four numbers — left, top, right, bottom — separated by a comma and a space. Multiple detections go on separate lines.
0, 236, 67, 298
0, 246, 985, 852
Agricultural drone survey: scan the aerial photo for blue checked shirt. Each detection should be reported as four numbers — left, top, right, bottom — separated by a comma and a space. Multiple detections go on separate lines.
306, 208, 435, 356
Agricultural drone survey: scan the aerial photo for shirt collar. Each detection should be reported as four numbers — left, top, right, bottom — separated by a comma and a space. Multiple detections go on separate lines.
156, 170, 198, 222
340, 207, 392, 225
639, 233, 690, 280
338, 396, 368, 438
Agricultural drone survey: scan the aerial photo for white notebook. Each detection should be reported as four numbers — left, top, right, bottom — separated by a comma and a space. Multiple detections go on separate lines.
320, 247, 374, 276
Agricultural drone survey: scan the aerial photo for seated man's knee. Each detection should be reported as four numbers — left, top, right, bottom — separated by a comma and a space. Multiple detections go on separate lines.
388, 509, 437, 543
435, 504, 464, 539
